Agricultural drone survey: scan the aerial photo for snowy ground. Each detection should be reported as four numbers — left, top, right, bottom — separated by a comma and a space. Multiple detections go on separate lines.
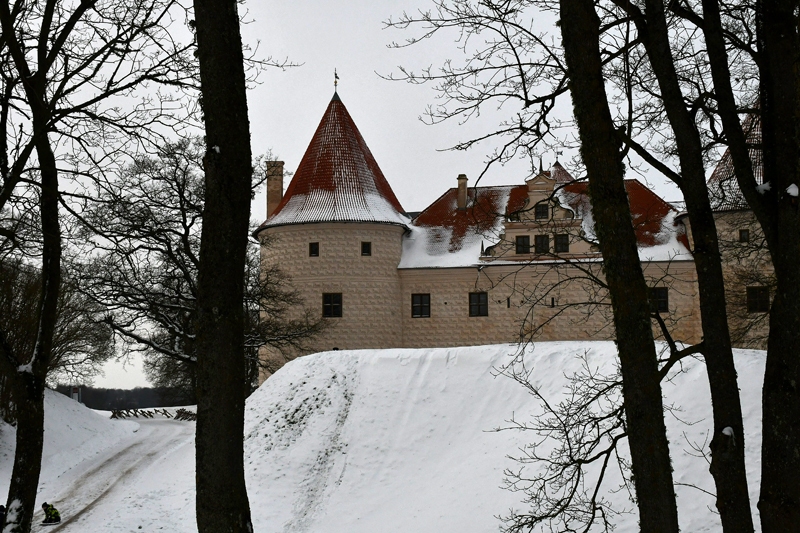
0, 342, 765, 532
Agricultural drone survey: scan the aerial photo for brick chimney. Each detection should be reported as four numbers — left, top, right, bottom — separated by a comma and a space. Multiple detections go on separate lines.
266, 161, 284, 218
457, 174, 468, 210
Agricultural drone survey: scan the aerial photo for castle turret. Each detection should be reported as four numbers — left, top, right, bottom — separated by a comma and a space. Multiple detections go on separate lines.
255, 93, 409, 362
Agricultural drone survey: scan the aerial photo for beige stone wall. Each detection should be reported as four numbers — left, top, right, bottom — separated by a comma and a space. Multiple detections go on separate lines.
398, 259, 701, 348
714, 211, 772, 348
260, 222, 406, 355
258, 220, 704, 381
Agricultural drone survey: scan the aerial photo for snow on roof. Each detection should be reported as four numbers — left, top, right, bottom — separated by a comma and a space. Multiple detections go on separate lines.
256, 93, 409, 230
708, 112, 763, 211
400, 185, 525, 268
401, 179, 691, 268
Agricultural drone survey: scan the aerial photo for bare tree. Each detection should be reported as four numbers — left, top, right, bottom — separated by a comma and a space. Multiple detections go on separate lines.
74, 139, 323, 402
0, 0, 192, 529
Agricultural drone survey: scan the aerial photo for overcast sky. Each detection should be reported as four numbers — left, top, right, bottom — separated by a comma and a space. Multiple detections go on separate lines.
95, 0, 684, 389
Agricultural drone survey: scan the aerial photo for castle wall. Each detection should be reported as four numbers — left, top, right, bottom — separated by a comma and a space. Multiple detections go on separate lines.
260, 222, 406, 354
258, 223, 703, 381
397, 259, 701, 348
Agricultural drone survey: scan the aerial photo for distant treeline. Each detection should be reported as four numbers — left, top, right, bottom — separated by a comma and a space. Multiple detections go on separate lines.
54, 384, 194, 410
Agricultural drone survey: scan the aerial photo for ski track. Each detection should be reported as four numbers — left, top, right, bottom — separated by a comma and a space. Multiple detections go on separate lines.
30, 419, 195, 533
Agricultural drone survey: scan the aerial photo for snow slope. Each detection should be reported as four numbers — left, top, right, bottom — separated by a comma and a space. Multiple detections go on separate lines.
0, 389, 139, 504
0, 343, 766, 532
243, 342, 764, 533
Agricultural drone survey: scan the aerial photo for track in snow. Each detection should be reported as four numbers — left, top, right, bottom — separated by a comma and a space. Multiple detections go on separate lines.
31, 419, 195, 533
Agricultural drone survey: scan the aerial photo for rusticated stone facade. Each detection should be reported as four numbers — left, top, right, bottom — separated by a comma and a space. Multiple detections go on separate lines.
260, 222, 406, 352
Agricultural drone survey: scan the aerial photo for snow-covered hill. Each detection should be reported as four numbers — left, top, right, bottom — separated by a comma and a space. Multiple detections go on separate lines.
244, 342, 764, 533
0, 389, 139, 507
0, 342, 766, 532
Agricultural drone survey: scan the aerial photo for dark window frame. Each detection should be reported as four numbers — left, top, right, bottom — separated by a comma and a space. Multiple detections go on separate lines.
554, 234, 569, 253
322, 293, 343, 317
534, 203, 549, 220
309, 242, 319, 257
534, 234, 550, 254
739, 229, 750, 243
515, 235, 531, 254
649, 287, 669, 313
411, 293, 431, 318
469, 292, 489, 317
746, 286, 770, 313
361, 241, 372, 256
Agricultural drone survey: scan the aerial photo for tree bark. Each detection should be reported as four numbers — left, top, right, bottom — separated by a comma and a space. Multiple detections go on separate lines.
3, 136, 62, 533
753, 1, 800, 530
559, 1, 679, 531
191, 0, 254, 531
621, 1, 754, 529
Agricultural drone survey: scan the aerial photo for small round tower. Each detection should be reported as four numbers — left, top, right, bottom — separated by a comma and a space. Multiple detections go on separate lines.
254, 92, 409, 357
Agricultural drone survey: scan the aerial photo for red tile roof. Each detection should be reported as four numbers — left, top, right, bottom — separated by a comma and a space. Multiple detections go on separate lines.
411, 179, 683, 255
256, 93, 408, 230
412, 185, 528, 253
708, 112, 763, 211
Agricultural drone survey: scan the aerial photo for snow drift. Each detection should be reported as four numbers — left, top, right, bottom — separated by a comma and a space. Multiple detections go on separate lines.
244, 342, 764, 533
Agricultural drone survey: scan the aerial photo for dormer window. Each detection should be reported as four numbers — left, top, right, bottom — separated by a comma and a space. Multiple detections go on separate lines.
534, 203, 549, 220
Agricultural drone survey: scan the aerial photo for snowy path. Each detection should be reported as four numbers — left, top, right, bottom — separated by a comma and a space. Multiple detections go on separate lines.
31, 419, 196, 533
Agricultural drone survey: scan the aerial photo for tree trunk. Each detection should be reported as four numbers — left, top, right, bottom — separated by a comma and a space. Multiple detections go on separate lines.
4, 127, 62, 533
4, 374, 45, 533
191, 0, 254, 530
629, 1, 754, 529
755, 2, 800, 529
559, 1, 680, 531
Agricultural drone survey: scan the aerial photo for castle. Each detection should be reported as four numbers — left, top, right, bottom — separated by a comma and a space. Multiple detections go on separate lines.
254, 93, 768, 369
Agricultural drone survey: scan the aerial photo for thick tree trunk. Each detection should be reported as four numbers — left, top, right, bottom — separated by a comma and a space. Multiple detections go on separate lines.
4, 375, 45, 533
4, 129, 62, 533
630, 2, 754, 530
559, 1, 679, 531
755, 3, 800, 530
192, 0, 254, 531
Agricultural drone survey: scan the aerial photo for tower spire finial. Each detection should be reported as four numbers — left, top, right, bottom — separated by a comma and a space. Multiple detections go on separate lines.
334, 69, 339, 92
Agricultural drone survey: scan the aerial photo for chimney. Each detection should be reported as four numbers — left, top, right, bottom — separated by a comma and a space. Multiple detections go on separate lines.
457, 174, 468, 210
266, 161, 284, 218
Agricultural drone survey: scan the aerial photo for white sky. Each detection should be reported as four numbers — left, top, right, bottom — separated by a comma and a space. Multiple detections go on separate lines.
95, 0, 683, 389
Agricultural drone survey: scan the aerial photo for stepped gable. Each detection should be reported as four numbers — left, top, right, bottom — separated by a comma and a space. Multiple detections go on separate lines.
258, 93, 409, 229
708, 112, 763, 211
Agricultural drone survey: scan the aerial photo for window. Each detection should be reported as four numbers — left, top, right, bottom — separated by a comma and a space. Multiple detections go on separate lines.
739, 229, 750, 242
649, 287, 669, 313
322, 293, 342, 317
747, 286, 770, 313
469, 292, 489, 317
412, 293, 431, 318
309, 242, 319, 257
515, 235, 530, 254
361, 241, 372, 256
534, 203, 549, 220
554, 234, 570, 253
534, 234, 549, 254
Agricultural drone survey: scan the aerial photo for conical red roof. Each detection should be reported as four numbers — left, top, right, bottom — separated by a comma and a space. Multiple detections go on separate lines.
260, 93, 409, 228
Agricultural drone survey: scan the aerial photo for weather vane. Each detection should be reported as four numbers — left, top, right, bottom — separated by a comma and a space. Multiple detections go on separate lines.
334, 69, 339, 91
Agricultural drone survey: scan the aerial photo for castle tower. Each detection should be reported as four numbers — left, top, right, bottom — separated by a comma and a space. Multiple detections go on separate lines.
254, 93, 410, 361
